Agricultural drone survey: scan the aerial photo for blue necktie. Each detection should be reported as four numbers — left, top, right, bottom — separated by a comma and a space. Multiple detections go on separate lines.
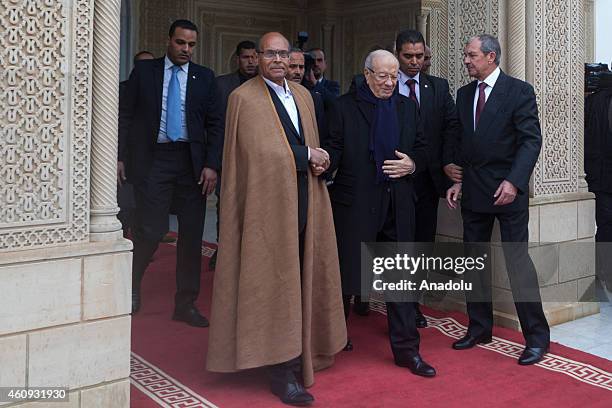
166, 65, 182, 141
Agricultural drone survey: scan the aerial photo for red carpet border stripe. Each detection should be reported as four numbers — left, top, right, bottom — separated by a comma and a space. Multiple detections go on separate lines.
165, 241, 216, 257
130, 352, 219, 408
370, 299, 612, 392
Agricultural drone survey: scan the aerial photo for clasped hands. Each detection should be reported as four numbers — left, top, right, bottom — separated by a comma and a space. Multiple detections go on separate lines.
309, 147, 330, 176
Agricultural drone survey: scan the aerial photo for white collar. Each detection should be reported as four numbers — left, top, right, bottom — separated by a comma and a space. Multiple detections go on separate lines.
478, 66, 501, 89
164, 55, 189, 72
399, 70, 420, 84
262, 76, 292, 96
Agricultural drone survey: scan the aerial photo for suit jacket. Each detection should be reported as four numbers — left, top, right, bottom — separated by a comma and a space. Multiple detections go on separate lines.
326, 90, 427, 293
585, 88, 612, 193
314, 77, 340, 97
267, 85, 309, 232
419, 74, 460, 195
215, 71, 243, 121
118, 57, 223, 184
455, 70, 542, 213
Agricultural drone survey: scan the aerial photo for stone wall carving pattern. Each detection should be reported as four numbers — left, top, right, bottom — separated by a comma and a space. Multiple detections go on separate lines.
532, 0, 580, 195
138, 0, 188, 59
447, 0, 499, 94
423, 0, 449, 79
0, 0, 92, 251
584, 0, 594, 62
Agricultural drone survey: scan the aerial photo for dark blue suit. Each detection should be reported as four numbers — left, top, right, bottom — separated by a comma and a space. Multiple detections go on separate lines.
119, 57, 223, 309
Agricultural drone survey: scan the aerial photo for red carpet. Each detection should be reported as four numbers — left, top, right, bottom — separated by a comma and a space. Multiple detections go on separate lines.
130, 240, 612, 407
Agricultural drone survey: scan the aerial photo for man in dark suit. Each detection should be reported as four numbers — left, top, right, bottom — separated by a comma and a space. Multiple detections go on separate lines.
209, 40, 258, 270
395, 30, 461, 328
446, 34, 549, 365
326, 50, 435, 377
118, 51, 154, 238
118, 19, 223, 327
309, 48, 340, 97
215, 40, 258, 118
286, 48, 328, 147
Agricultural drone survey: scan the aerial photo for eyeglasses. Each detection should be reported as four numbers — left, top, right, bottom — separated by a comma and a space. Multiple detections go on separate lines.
366, 67, 398, 82
258, 50, 290, 59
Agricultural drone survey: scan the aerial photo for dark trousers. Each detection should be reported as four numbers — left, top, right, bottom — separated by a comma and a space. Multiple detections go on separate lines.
131, 142, 206, 309
379, 192, 420, 363
595, 191, 612, 282
413, 172, 440, 312
414, 172, 440, 243
461, 208, 550, 348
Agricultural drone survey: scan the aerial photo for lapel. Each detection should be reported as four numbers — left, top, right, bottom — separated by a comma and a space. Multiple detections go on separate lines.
267, 84, 302, 143
185, 63, 196, 112
153, 57, 165, 121
475, 70, 508, 137
462, 80, 477, 137
419, 74, 434, 119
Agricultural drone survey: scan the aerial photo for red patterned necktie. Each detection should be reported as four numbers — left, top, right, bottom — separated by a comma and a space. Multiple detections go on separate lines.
475, 82, 487, 127
407, 79, 419, 107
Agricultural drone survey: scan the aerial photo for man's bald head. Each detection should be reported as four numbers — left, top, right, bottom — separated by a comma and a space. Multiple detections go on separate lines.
258, 32, 291, 85
258, 32, 290, 52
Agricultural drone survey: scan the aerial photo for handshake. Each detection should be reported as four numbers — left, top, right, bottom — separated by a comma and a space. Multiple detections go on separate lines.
309, 147, 330, 176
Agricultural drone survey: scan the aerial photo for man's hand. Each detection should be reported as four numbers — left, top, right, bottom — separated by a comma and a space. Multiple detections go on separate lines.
382, 150, 415, 178
446, 182, 462, 209
117, 161, 127, 186
198, 168, 218, 196
309, 147, 330, 172
493, 180, 517, 206
443, 163, 463, 183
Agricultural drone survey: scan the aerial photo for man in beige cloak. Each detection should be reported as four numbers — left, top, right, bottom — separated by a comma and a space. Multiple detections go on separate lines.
206, 32, 347, 406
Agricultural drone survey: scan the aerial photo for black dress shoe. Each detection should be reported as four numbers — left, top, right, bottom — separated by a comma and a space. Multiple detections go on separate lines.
172, 305, 209, 327
518, 346, 548, 365
452, 333, 493, 350
396, 355, 436, 377
343, 338, 353, 351
132, 290, 141, 314
270, 379, 314, 406
415, 312, 428, 328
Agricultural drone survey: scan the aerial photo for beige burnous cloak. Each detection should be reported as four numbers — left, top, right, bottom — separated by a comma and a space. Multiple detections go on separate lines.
206, 76, 347, 387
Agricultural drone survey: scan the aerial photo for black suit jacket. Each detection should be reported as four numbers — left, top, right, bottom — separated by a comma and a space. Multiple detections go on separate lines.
215, 71, 242, 121
455, 70, 542, 213
585, 88, 612, 193
326, 90, 427, 293
118, 57, 223, 183
417, 74, 460, 195
315, 77, 340, 97
267, 85, 309, 232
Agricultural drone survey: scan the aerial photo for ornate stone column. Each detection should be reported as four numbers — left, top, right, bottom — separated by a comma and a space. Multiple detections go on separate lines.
417, 12, 428, 40
90, 0, 123, 241
322, 22, 335, 78
506, 0, 526, 81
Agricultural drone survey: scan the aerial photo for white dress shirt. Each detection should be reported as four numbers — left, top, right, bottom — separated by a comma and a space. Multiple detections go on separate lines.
158, 56, 189, 143
398, 70, 421, 104
473, 66, 501, 129
263, 76, 312, 159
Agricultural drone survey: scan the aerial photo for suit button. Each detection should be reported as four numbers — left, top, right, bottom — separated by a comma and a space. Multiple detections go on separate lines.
386, 187, 391, 193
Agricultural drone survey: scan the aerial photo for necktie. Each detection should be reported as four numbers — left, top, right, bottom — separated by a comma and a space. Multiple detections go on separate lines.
166, 65, 182, 141
406, 79, 419, 107
475, 82, 487, 127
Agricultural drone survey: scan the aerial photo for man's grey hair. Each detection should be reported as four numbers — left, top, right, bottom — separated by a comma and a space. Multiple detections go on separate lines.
469, 34, 501, 65
289, 47, 304, 55
364, 49, 399, 70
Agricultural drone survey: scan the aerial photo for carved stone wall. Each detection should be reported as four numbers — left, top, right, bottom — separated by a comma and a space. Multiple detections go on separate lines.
422, 0, 449, 78
584, 0, 595, 62
529, 0, 582, 196
0, 0, 92, 251
444, 0, 500, 94
337, 1, 420, 90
